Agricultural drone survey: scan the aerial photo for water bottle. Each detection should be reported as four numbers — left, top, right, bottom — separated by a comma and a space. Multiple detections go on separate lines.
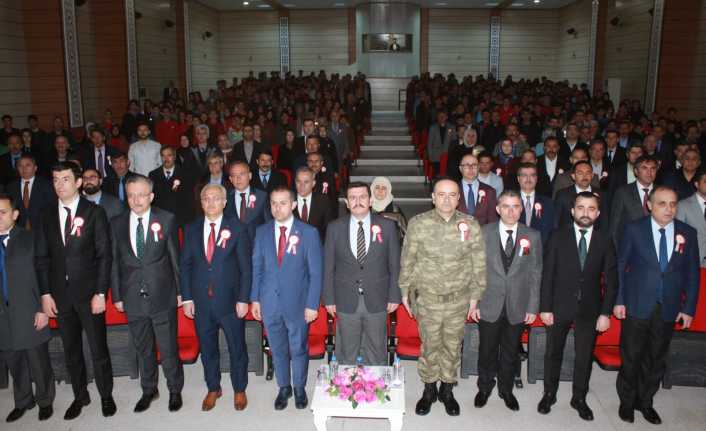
356, 355, 364, 370
392, 357, 402, 386
329, 355, 338, 377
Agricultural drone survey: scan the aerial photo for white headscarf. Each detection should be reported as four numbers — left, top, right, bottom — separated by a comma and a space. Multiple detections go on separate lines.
370, 176, 394, 213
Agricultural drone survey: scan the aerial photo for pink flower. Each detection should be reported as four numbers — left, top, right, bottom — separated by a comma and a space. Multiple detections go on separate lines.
365, 382, 377, 392
365, 391, 377, 402
354, 390, 367, 404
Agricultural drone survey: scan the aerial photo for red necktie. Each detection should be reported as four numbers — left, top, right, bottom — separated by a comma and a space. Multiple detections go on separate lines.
301, 198, 308, 222
277, 226, 287, 266
239, 193, 247, 222
206, 222, 216, 264
642, 188, 650, 215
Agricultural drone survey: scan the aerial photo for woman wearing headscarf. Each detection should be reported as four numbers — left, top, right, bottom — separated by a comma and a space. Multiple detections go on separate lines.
370, 176, 407, 240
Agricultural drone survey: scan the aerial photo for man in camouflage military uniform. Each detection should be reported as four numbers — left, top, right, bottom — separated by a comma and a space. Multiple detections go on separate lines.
399, 178, 487, 416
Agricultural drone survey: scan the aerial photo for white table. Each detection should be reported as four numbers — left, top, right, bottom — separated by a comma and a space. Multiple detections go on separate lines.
311, 366, 405, 431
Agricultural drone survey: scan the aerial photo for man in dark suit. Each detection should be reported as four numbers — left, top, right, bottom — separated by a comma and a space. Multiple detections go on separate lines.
101, 152, 134, 205
307, 152, 338, 214
613, 186, 700, 425
190, 125, 218, 178
36, 162, 116, 420
0, 134, 22, 187
251, 186, 323, 410
457, 153, 498, 225
7, 154, 54, 230
604, 129, 627, 172
180, 184, 252, 412
554, 161, 602, 228
559, 123, 587, 160
149, 146, 196, 227
291, 118, 315, 159
292, 136, 335, 174
0, 193, 55, 422
232, 124, 263, 172
607, 142, 643, 199
323, 182, 401, 365
81, 168, 124, 220
225, 161, 270, 236
661, 148, 700, 200
474, 190, 542, 412
79, 128, 120, 180
516, 163, 554, 243
609, 155, 658, 247
427, 111, 455, 177
251, 150, 287, 194
536, 137, 570, 198
293, 167, 333, 241
538, 192, 618, 420
111, 175, 184, 413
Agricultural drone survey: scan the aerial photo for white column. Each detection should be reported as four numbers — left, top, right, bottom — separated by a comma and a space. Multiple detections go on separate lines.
587, 0, 599, 95
184, 0, 193, 94
279, 16, 290, 75
60, 0, 84, 127
125, 0, 139, 100
644, 0, 665, 113
489, 15, 501, 79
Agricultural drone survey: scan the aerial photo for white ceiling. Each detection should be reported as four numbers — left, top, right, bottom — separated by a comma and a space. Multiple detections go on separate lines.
198, 0, 580, 11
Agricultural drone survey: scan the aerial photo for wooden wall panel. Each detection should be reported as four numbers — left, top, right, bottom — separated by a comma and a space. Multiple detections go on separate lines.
219, 11, 279, 79
0, 0, 31, 127
289, 10, 354, 76
557, 0, 591, 85
604, 0, 653, 104
189, 0, 220, 95
500, 10, 559, 80
136, 0, 180, 102
428, 8, 489, 77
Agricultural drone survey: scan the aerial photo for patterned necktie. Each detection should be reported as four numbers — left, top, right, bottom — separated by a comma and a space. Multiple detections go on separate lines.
356, 221, 367, 264
467, 183, 476, 215
0, 234, 7, 304
642, 188, 650, 215
63, 206, 72, 245
206, 222, 216, 264
524, 195, 532, 225
608, 150, 613, 163
504, 230, 514, 258
301, 198, 308, 222
239, 192, 247, 222
578, 229, 588, 270
136, 217, 145, 259
166, 170, 171, 180
97, 149, 105, 178
277, 226, 287, 266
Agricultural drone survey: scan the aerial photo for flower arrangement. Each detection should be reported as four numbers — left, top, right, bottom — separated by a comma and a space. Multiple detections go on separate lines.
327, 367, 390, 409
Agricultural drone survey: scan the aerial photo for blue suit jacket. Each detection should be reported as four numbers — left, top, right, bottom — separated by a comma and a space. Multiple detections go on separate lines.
251, 218, 323, 323
180, 215, 252, 319
520, 194, 555, 244
617, 216, 700, 321
224, 188, 270, 225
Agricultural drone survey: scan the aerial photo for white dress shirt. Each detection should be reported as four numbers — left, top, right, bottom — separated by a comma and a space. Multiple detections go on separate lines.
478, 172, 504, 196
462, 178, 479, 207
636, 181, 653, 204
163, 167, 174, 180
128, 139, 162, 176
651, 218, 674, 263
58, 195, 80, 245
20, 176, 35, 199
349, 212, 371, 257
209, 174, 223, 185
574, 223, 594, 249
591, 160, 603, 177
297, 194, 312, 221
274, 216, 295, 249
499, 221, 518, 247
203, 215, 223, 253
95, 146, 105, 172
545, 156, 558, 181
627, 163, 637, 184
575, 185, 592, 194
129, 209, 151, 256
84, 190, 102, 205
234, 187, 253, 219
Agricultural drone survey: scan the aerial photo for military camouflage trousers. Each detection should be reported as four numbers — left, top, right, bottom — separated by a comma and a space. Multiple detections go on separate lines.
416, 295, 468, 384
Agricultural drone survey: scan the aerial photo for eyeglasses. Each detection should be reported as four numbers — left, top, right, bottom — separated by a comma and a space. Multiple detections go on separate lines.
459, 163, 478, 169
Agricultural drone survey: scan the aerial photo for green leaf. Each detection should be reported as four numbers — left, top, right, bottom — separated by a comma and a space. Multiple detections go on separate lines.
352, 401, 358, 409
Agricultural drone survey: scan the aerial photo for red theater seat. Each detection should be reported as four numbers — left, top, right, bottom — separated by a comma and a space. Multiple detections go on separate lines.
391, 308, 421, 359
174, 307, 200, 363
439, 152, 448, 176
271, 144, 280, 166
308, 306, 333, 359
593, 316, 622, 370
105, 290, 128, 325
278, 168, 292, 187
686, 268, 706, 332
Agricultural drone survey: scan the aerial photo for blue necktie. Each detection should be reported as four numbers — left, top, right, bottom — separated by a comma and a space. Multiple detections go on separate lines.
0, 234, 8, 304
119, 177, 125, 202
658, 228, 668, 303
262, 174, 268, 188
467, 183, 476, 216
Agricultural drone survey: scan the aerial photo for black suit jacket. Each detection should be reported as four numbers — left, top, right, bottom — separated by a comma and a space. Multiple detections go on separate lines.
110, 207, 180, 319
231, 141, 263, 171
101, 172, 136, 206
294, 193, 334, 241
0, 153, 19, 186
251, 169, 287, 194
149, 165, 196, 226
79, 144, 121, 179
8, 176, 55, 230
540, 224, 618, 322
0, 227, 52, 351
604, 146, 627, 172
536, 155, 571, 197
94, 192, 125, 220
559, 140, 588, 159
609, 182, 649, 246
520, 194, 555, 244
36, 198, 112, 309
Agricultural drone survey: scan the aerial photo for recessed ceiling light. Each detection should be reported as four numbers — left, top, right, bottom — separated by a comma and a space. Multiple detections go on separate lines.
511, 2, 525, 6
258, 4, 270, 7
485, 2, 499, 6
533, 0, 541, 3
243, 1, 249, 5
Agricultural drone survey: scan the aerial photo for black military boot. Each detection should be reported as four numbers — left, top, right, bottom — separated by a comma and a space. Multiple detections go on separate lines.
438, 382, 460, 416
415, 382, 438, 415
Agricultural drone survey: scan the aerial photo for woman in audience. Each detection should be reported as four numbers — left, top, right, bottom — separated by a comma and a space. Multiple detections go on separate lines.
278, 128, 297, 172
370, 176, 407, 240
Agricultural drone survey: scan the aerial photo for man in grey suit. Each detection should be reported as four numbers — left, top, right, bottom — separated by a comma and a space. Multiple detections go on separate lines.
473, 190, 542, 412
609, 155, 658, 246
676, 171, 706, 267
110, 175, 184, 413
82, 169, 125, 220
0, 192, 55, 422
323, 182, 401, 365
427, 111, 456, 178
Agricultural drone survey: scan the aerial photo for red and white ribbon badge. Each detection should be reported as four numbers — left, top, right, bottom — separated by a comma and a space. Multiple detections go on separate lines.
172, 179, 181, 191
217, 228, 231, 248
675, 234, 686, 254
534, 202, 543, 218
150, 222, 163, 242
477, 189, 485, 205
287, 234, 299, 255
519, 237, 531, 256
248, 194, 257, 209
322, 182, 329, 195
371, 224, 382, 243
71, 217, 84, 237
458, 221, 469, 242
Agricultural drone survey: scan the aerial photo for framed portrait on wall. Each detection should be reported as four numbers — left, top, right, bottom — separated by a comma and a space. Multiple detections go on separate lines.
362, 33, 412, 53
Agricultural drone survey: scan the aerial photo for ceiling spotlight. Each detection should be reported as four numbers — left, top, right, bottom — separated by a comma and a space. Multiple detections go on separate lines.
534, 0, 541, 3
243, 1, 249, 5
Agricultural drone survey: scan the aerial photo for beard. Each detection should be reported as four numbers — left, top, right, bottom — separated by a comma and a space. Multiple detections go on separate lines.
83, 184, 101, 195
574, 216, 594, 228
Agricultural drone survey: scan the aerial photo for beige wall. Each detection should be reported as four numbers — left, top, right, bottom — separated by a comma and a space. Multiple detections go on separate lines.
427, 8, 489, 77
0, 0, 31, 127
189, 0, 220, 95
219, 11, 279, 79
136, 0, 180, 102
603, 0, 653, 104
500, 10, 559, 80
289, 10, 354, 75
557, 0, 591, 84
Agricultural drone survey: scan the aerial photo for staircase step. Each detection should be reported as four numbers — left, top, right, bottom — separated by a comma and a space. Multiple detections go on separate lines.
372, 121, 408, 128
350, 175, 426, 184
355, 159, 419, 167
383, 182, 431, 198
351, 166, 423, 176
364, 135, 410, 142
358, 150, 418, 159
359, 145, 415, 152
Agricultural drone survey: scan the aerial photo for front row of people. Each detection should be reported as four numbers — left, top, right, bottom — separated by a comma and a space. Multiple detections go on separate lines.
0, 163, 700, 427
